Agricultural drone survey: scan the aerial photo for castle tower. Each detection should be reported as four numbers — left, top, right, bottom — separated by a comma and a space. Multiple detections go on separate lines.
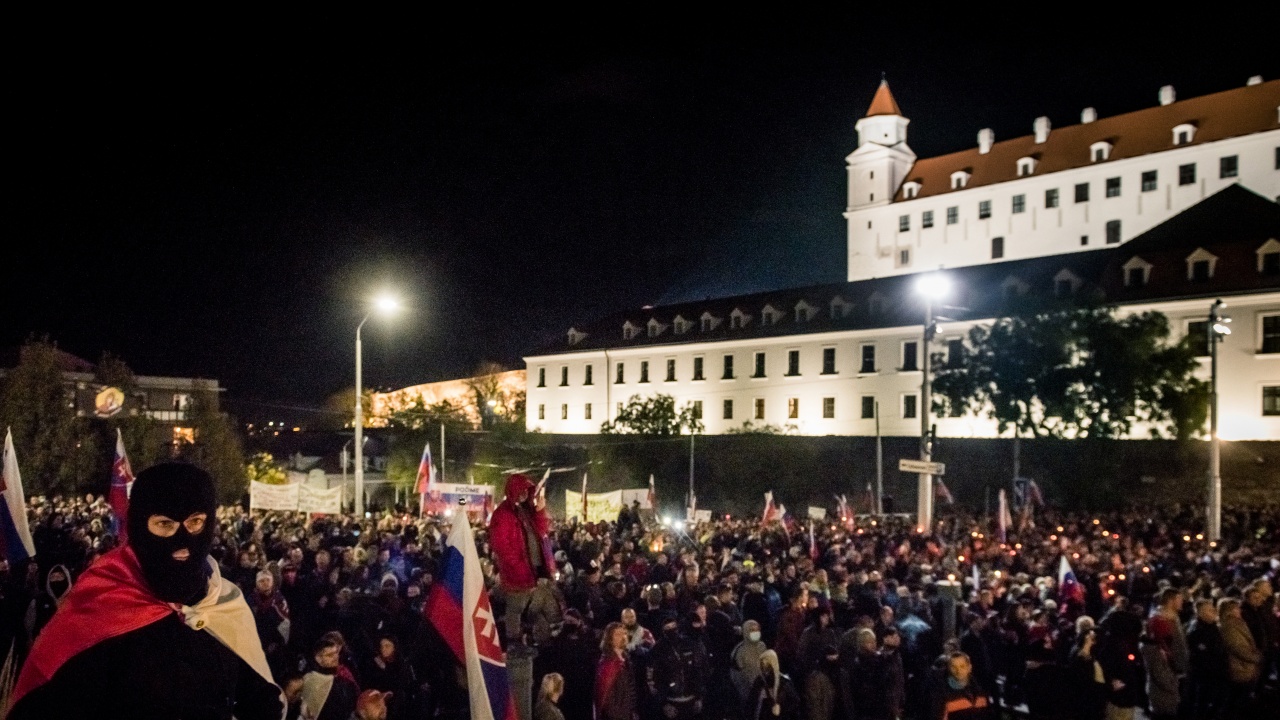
846, 79, 915, 211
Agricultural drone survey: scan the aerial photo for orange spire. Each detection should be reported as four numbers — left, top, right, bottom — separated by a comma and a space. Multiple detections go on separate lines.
865, 79, 902, 117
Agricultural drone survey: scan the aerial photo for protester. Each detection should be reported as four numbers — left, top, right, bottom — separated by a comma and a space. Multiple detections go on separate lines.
536, 672, 567, 720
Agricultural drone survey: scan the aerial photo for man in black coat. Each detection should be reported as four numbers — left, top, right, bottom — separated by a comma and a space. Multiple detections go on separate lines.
9, 463, 284, 720
1186, 598, 1227, 719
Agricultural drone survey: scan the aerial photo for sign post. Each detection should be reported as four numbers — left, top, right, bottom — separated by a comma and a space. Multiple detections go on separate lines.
898, 458, 946, 476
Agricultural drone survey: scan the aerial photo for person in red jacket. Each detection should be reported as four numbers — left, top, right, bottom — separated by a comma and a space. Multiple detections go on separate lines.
489, 473, 556, 649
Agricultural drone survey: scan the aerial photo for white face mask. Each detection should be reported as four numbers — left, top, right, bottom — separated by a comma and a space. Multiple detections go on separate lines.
749, 631, 762, 642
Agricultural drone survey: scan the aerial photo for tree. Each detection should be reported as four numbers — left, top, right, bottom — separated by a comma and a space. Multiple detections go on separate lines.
933, 304, 1208, 440
601, 394, 704, 435
383, 396, 471, 494
182, 387, 246, 503
245, 452, 287, 485
0, 337, 94, 495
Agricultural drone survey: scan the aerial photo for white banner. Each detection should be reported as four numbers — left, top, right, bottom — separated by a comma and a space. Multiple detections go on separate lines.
298, 484, 342, 514
250, 481, 300, 511
565, 489, 624, 523
807, 506, 828, 520
620, 488, 653, 510
693, 509, 712, 522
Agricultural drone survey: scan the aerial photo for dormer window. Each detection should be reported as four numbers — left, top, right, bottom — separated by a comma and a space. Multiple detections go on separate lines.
729, 308, 751, 330
1090, 141, 1113, 162
902, 181, 921, 199
699, 312, 722, 332
867, 292, 886, 315
761, 304, 783, 326
829, 296, 852, 319
622, 321, 640, 340
673, 315, 692, 335
1185, 248, 1218, 282
1172, 123, 1197, 146
1257, 238, 1280, 275
950, 170, 971, 190
567, 328, 587, 346
1053, 269, 1081, 297
647, 318, 668, 338
794, 300, 816, 323
1016, 157, 1038, 177
1122, 256, 1152, 287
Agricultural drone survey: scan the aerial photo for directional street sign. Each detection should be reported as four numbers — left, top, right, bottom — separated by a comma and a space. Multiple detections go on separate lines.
898, 458, 946, 475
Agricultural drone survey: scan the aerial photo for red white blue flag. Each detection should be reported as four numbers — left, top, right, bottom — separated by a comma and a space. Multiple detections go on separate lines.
935, 478, 955, 505
1028, 479, 1044, 507
424, 512, 517, 720
109, 428, 134, 544
415, 442, 437, 494
0, 429, 36, 565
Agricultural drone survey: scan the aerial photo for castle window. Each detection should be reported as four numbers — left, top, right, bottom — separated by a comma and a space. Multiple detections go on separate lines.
615, 363, 625, 384
1045, 188, 1059, 208
1090, 141, 1112, 162
1142, 170, 1158, 192
899, 214, 910, 232
1258, 239, 1280, 274
1179, 163, 1196, 186
753, 352, 766, 378
560, 367, 569, 386
822, 347, 837, 375
860, 345, 877, 374
950, 171, 970, 189
1185, 248, 1218, 281
898, 248, 911, 267
861, 396, 876, 419
786, 350, 800, 377
1012, 194, 1025, 214
823, 397, 835, 419
723, 354, 735, 379
584, 365, 594, 385
787, 398, 799, 419
1075, 183, 1090, 203
693, 356, 704, 381
1017, 157, 1037, 176
1123, 257, 1151, 287
723, 399, 734, 419
946, 206, 958, 224
665, 358, 676, 382
537, 368, 546, 388
538, 404, 545, 420
1106, 220, 1122, 245
978, 200, 991, 219
584, 403, 592, 420
1264, 387, 1280, 416
639, 361, 650, 383
902, 181, 921, 199
991, 236, 1005, 259
922, 210, 934, 228
754, 398, 766, 420
1106, 177, 1121, 198
1220, 155, 1239, 179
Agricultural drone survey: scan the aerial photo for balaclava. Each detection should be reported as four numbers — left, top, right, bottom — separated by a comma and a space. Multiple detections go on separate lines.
127, 462, 217, 604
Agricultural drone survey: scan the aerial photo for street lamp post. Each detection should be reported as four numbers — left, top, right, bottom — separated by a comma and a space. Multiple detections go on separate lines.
354, 294, 401, 517
916, 273, 949, 532
1207, 299, 1230, 541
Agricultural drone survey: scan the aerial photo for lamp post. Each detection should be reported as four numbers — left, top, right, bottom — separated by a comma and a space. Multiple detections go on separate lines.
915, 272, 950, 532
354, 293, 401, 517
1207, 299, 1230, 541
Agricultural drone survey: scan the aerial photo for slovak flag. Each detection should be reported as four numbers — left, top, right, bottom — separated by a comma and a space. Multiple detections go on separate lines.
415, 442, 437, 494
808, 520, 819, 561
1058, 555, 1085, 605
935, 479, 955, 505
109, 428, 134, 544
0, 429, 36, 565
647, 474, 656, 510
425, 506, 518, 720
834, 494, 850, 522
761, 491, 782, 526
1028, 480, 1045, 507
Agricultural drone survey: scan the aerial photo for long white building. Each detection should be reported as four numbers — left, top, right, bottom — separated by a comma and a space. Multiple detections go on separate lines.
524, 77, 1280, 440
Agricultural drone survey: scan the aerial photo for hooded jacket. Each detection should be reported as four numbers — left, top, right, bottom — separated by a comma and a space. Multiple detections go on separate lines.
488, 474, 555, 592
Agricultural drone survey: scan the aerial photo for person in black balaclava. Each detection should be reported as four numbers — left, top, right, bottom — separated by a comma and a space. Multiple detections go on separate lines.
9, 462, 284, 720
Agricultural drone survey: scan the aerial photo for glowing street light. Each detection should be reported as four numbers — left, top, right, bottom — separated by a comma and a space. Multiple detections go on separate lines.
915, 272, 950, 531
354, 292, 402, 516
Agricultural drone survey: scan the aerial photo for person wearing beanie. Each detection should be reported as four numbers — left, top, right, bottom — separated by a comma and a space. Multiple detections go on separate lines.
8, 462, 284, 720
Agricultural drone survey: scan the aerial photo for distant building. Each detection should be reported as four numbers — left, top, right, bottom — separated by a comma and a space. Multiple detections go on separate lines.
371, 369, 525, 428
525, 77, 1280, 440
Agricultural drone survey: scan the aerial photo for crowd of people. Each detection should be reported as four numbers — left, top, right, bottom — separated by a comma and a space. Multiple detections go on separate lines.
3, 474, 1278, 720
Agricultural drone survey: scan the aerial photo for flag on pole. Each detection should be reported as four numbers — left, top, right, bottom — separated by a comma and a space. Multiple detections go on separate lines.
424, 504, 518, 720
0, 429, 36, 566
864, 482, 875, 514
761, 491, 781, 526
935, 478, 955, 506
109, 428, 134, 544
1028, 479, 1045, 507
808, 520, 819, 561
415, 442, 437, 494
1058, 555, 1085, 605
997, 489, 1012, 543
647, 474, 656, 510
536, 468, 550, 499
834, 494, 850, 522
581, 472, 588, 522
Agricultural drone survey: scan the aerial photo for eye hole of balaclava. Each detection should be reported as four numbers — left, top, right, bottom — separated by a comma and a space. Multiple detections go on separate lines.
127, 462, 217, 605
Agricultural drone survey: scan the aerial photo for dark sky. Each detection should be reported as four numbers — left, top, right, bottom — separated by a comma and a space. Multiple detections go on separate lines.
7, 19, 1278, 425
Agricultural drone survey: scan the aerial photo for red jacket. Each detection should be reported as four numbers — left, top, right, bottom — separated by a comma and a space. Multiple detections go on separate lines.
488, 474, 555, 592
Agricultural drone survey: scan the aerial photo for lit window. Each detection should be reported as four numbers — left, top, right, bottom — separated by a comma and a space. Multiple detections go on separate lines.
754, 398, 765, 420
823, 397, 835, 419
787, 398, 799, 419
561, 404, 568, 420
538, 404, 545, 420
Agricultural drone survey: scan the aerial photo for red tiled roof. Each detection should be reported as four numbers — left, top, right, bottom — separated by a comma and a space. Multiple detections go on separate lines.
864, 80, 902, 118
896, 79, 1280, 200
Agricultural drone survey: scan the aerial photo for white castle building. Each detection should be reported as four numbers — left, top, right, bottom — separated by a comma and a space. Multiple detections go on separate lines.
525, 77, 1280, 441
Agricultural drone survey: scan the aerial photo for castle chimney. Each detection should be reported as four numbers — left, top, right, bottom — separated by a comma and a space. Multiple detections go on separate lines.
977, 128, 994, 154
1247, 75, 1263, 86
1033, 116, 1051, 144
1159, 85, 1176, 106
1081, 107, 1097, 124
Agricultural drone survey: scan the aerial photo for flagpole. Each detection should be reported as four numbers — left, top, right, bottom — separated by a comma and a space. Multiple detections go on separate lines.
440, 422, 446, 484
874, 400, 883, 516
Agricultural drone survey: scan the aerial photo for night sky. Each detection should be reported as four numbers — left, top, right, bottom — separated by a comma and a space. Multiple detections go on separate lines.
7, 20, 1278, 425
